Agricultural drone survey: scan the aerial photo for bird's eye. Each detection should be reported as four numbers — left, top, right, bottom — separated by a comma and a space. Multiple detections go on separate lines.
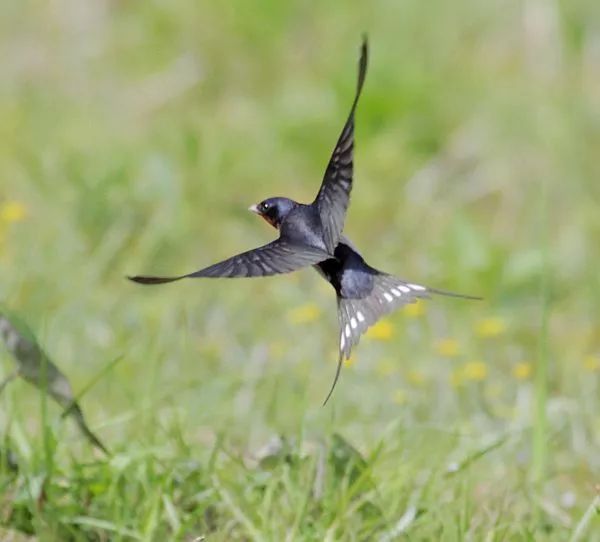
261, 202, 270, 211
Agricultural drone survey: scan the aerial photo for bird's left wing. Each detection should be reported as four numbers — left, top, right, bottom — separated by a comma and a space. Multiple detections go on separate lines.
128, 239, 330, 284
313, 37, 368, 253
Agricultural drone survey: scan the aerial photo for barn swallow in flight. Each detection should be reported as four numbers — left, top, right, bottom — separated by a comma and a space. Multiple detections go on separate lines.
129, 37, 480, 403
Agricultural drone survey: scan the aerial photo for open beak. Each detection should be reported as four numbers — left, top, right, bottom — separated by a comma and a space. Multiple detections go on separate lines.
248, 204, 261, 215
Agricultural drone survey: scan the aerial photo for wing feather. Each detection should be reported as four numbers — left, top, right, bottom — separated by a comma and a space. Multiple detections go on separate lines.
314, 37, 368, 253
129, 240, 330, 285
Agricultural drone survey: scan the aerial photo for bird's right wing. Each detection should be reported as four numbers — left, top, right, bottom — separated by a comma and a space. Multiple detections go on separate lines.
128, 239, 330, 284
314, 37, 368, 253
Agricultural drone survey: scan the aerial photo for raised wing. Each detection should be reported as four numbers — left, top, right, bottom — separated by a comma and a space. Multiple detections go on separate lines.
128, 239, 330, 284
314, 37, 368, 253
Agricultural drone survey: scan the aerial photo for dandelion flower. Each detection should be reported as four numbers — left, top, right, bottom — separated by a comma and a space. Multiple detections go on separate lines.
406, 369, 426, 386
344, 355, 357, 367
435, 338, 460, 358
366, 319, 394, 341
462, 360, 487, 381
0, 201, 27, 224
583, 356, 599, 372
512, 362, 532, 380
475, 317, 506, 338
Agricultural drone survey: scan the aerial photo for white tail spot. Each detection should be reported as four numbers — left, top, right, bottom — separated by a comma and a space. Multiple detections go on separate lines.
340, 334, 345, 350
350, 317, 357, 329
408, 283, 426, 291
391, 288, 401, 297
399, 285, 411, 293
357, 311, 365, 322
345, 324, 351, 338
384, 292, 393, 302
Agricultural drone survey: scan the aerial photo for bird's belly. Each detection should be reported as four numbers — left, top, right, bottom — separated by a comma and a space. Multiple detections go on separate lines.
314, 250, 375, 299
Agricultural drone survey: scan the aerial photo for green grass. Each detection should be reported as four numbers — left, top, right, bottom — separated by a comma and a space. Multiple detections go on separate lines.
1, 0, 600, 539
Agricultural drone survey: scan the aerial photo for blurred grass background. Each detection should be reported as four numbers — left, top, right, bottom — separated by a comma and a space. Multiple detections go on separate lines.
1, 0, 599, 539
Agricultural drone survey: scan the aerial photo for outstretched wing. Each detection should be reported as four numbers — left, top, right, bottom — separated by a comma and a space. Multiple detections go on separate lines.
314, 37, 368, 253
128, 239, 330, 284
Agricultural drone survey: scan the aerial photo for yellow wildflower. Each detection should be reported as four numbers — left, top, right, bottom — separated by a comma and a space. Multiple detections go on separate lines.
406, 369, 426, 386
392, 389, 407, 405
475, 317, 506, 338
366, 319, 394, 341
435, 338, 460, 358
462, 361, 487, 381
404, 300, 426, 318
512, 362, 532, 380
344, 355, 357, 367
583, 356, 599, 372
287, 303, 320, 324
0, 201, 27, 223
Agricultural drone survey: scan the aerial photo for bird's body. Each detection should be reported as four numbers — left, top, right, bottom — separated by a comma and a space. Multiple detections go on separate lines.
279, 203, 328, 251
316, 237, 375, 299
129, 37, 480, 402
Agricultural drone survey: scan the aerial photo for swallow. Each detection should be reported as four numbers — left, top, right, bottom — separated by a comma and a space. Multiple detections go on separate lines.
128, 38, 368, 285
128, 37, 480, 403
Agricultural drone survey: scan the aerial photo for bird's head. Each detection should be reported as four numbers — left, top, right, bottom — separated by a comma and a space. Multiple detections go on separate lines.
248, 197, 297, 229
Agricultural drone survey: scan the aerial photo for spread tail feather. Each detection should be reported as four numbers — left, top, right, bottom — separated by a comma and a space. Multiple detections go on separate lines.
323, 275, 480, 404
427, 287, 482, 301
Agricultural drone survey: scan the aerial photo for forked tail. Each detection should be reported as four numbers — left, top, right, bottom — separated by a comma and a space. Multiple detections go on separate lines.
322, 275, 480, 405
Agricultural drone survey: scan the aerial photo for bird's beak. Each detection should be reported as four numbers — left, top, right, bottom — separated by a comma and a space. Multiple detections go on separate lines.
248, 204, 261, 215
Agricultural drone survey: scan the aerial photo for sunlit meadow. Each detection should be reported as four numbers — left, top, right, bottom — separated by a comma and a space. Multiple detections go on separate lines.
1, 1, 599, 540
